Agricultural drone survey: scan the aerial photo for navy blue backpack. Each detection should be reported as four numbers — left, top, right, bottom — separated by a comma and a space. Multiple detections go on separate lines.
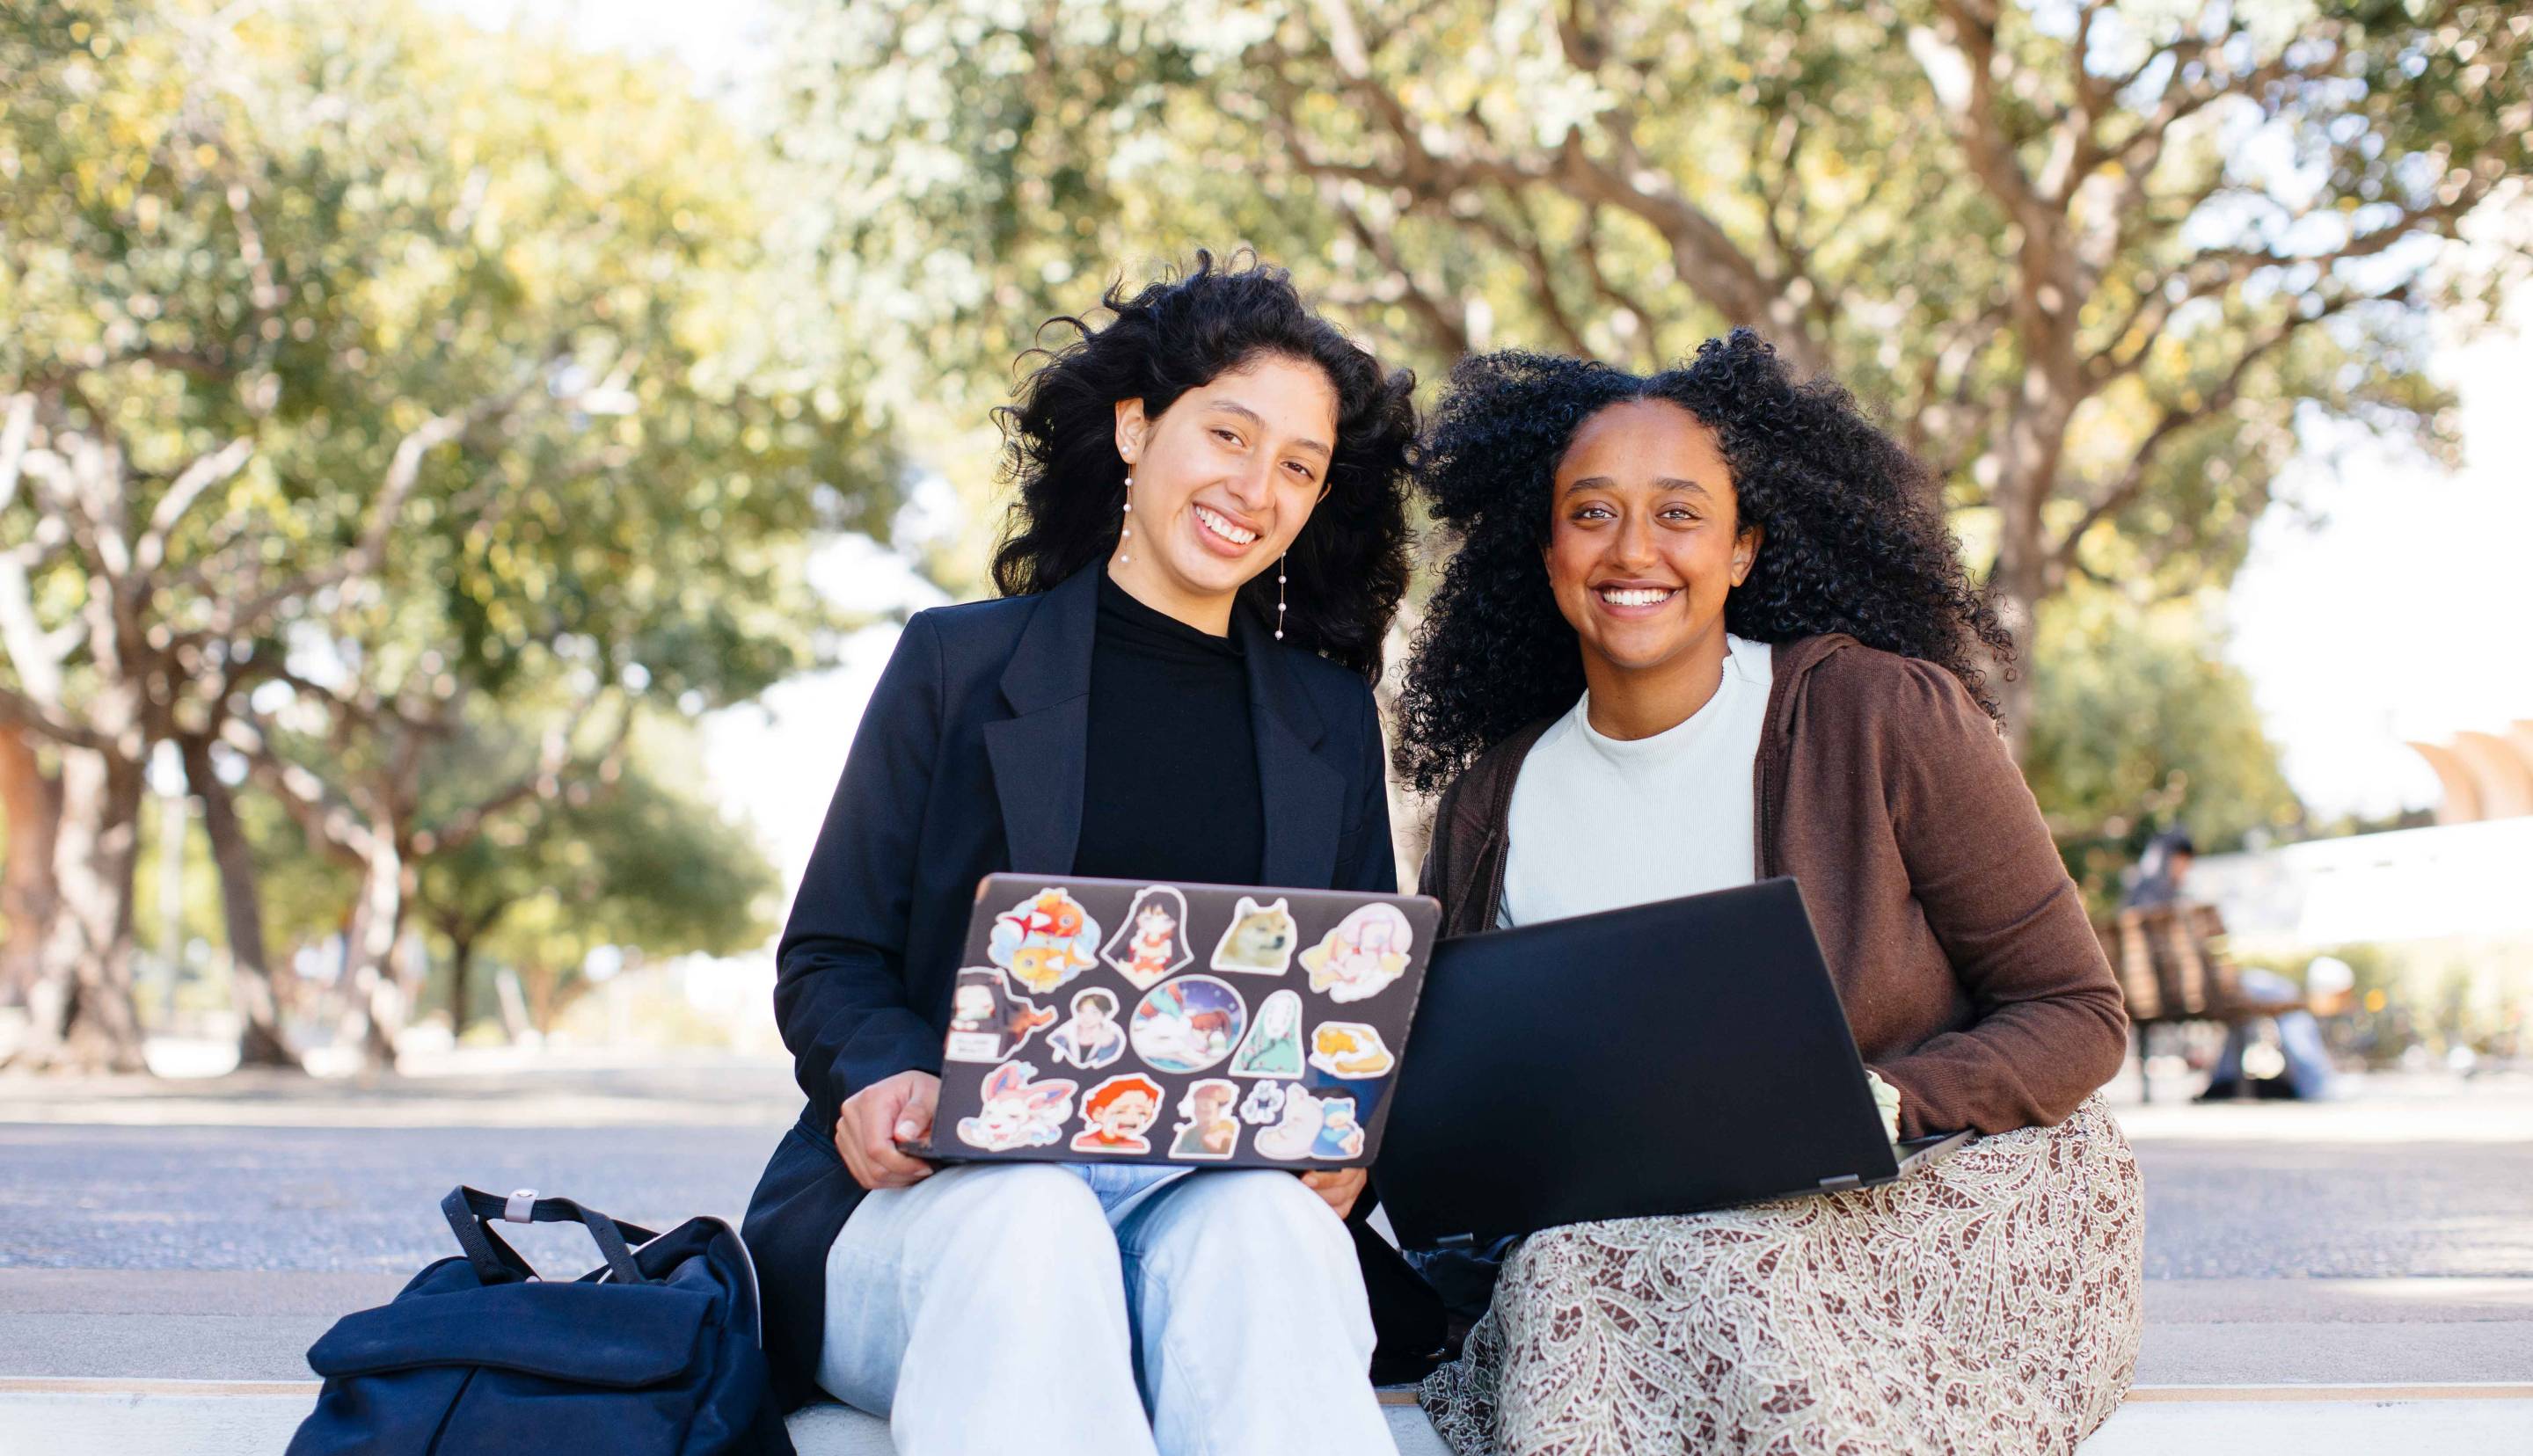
288, 1187, 793, 1456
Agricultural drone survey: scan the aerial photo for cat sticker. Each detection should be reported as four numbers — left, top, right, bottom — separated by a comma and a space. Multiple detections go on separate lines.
955, 1061, 1078, 1152
1043, 987, 1128, 1072
1252, 1085, 1365, 1162
1227, 988, 1306, 1079
945, 968, 1055, 1063
1310, 1096, 1366, 1161
1166, 1078, 1241, 1161
1209, 895, 1298, 974
988, 886, 1104, 995
1308, 1021, 1396, 1080
1100, 885, 1193, 991
1070, 1073, 1164, 1154
1300, 902, 1414, 1004
1128, 975, 1248, 1074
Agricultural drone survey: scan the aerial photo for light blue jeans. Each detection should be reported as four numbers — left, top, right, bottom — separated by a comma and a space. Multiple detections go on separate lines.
818, 1161, 1393, 1456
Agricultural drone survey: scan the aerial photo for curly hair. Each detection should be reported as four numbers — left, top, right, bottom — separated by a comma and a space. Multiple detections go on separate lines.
990, 251, 1417, 681
1393, 330, 2014, 794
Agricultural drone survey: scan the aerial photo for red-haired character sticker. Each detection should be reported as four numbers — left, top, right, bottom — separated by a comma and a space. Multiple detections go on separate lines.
1070, 1073, 1165, 1154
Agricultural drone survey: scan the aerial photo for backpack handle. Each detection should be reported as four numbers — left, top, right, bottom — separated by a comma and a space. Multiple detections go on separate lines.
440, 1186, 658, 1286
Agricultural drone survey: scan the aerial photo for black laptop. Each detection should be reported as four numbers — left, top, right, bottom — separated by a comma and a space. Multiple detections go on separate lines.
1375, 877, 1970, 1251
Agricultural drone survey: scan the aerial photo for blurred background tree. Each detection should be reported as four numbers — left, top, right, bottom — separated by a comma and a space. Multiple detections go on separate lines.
769, 0, 2528, 850
0, 0, 890, 1070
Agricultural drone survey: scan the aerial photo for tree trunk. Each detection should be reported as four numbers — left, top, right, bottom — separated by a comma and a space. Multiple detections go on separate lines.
445, 930, 476, 1039
338, 840, 408, 1067
11, 740, 150, 1072
177, 734, 296, 1070
1982, 383, 2077, 761
0, 723, 61, 1008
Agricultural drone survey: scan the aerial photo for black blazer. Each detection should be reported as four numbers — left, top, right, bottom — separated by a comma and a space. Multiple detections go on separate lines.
741, 565, 1426, 1409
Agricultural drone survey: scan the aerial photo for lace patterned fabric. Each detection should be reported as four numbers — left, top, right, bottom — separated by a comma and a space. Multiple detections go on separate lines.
1420, 1096, 2144, 1456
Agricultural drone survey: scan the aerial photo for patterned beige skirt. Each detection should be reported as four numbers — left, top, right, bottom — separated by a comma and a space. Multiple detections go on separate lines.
1420, 1096, 2143, 1456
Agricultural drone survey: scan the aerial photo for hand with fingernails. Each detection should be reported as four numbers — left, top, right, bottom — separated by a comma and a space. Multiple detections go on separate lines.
835, 1069, 940, 1190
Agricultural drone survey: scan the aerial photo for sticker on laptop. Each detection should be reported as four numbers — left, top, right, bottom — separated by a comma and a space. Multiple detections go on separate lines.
1300, 902, 1414, 1004
1044, 987, 1128, 1072
1166, 1078, 1241, 1161
1238, 1081, 1287, 1126
1254, 1085, 1366, 1161
955, 1061, 1078, 1152
1308, 1022, 1395, 1080
989, 886, 1103, 994
1310, 1096, 1366, 1161
1101, 885, 1194, 990
1227, 988, 1306, 1078
945, 967, 1055, 1063
1070, 1073, 1164, 1155
1128, 974, 1248, 1074
1208, 895, 1298, 975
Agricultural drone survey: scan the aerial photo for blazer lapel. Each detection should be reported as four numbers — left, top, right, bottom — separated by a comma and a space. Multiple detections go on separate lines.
1237, 609, 1347, 888
983, 568, 1100, 875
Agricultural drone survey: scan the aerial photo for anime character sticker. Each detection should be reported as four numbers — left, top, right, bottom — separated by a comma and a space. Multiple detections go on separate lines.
955, 1061, 1078, 1152
945, 968, 1055, 1063
1227, 988, 1306, 1078
1307, 1022, 1396, 1079
1237, 1081, 1287, 1126
1310, 1097, 1366, 1161
1100, 885, 1193, 991
988, 887, 1104, 995
1252, 1085, 1328, 1161
1043, 987, 1128, 1072
1208, 895, 1299, 975
1070, 1073, 1164, 1154
1299, 902, 1414, 1004
1129, 975, 1248, 1074
1166, 1078, 1241, 1161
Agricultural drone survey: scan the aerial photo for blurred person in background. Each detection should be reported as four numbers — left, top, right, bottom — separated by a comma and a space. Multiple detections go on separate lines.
1391, 334, 2141, 1456
2129, 831, 2338, 1102
741, 255, 1420, 1456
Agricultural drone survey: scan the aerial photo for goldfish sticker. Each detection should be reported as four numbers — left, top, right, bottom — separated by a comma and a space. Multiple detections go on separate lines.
955, 1061, 1078, 1152
1070, 1073, 1165, 1155
945, 968, 1055, 1063
1299, 902, 1414, 1004
1208, 895, 1298, 975
988, 887, 1104, 994
1100, 885, 1193, 991
1307, 1022, 1396, 1080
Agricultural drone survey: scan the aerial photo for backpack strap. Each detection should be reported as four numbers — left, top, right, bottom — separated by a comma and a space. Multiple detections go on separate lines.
440, 1186, 658, 1286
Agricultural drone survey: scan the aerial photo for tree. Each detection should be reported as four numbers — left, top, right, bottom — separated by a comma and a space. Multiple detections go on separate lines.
771, 0, 2529, 742
2020, 585, 2304, 907
1, 0, 886, 1068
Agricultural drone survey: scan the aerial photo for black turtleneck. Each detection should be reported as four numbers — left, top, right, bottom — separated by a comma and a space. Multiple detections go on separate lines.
1072, 570, 1265, 887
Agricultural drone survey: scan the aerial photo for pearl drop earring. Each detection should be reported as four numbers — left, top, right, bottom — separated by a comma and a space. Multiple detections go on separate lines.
1118, 471, 1133, 565
1275, 552, 1288, 641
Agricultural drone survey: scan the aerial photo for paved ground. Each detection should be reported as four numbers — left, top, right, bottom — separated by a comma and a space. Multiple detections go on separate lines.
3, 1055, 2529, 1452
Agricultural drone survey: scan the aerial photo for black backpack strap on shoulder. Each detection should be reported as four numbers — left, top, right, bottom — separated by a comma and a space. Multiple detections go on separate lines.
441, 1186, 658, 1285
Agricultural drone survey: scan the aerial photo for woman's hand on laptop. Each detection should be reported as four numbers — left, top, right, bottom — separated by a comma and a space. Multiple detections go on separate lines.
836, 1070, 940, 1190
1300, 1168, 1365, 1219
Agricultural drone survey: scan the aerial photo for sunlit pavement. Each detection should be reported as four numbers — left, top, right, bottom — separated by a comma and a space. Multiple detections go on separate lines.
3, 1056, 2528, 1453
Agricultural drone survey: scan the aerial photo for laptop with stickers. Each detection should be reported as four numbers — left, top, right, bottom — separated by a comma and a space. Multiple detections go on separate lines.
1373, 877, 1973, 1251
911, 874, 1442, 1170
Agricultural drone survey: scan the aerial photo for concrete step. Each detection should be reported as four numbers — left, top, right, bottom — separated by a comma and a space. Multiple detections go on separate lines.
7, 1378, 2531, 1455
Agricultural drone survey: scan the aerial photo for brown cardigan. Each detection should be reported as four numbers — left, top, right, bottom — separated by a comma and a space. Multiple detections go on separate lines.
1419, 633, 2128, 1139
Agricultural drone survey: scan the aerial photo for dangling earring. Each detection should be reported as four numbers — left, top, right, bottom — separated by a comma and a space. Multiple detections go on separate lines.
1118, 472, 1133, 565
1275, 551, 1288, 641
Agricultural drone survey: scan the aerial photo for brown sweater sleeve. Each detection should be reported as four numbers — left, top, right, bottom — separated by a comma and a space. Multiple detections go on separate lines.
1861, 659, 2129, 1135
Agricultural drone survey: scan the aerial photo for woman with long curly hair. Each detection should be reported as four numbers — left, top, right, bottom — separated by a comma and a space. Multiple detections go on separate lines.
742, 253, 1417, 1456
1395, 332, 2143, 1455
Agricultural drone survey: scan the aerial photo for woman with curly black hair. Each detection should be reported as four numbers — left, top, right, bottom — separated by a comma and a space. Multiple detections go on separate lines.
743, 253, 1417, 1456
1397, 332, 2143, 1455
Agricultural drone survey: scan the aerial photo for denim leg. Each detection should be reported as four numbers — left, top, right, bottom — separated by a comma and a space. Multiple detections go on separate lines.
819, 1161, 1159, 1456
1113, 1169, 1393, 1456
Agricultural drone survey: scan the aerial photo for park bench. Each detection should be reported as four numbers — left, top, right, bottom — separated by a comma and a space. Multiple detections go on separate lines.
2094, 902, 2305, 1101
